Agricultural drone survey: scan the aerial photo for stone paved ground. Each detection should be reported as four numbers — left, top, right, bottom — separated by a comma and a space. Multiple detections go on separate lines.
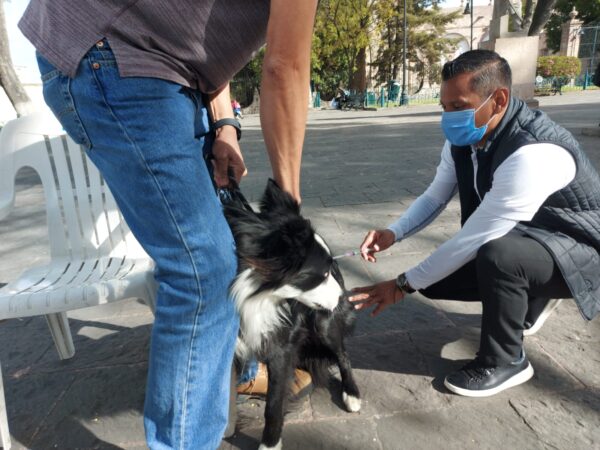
0, 90, 599, 449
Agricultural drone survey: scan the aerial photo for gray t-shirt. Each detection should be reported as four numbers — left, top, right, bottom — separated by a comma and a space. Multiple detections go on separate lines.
19, 0, 270, 93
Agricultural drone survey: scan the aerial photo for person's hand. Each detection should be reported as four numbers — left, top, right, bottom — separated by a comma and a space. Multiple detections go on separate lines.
349, 279, 404, 317
211, 126, 247, 188
360, 229, 395, 262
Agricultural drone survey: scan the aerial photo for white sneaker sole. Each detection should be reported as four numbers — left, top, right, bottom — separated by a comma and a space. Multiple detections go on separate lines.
523, 298, 563, 336
444, 362, 534, 398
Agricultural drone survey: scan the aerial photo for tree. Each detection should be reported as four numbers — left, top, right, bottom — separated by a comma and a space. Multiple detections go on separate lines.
493, 0, 563, 36
0, 0, 33, 117
312, 0, 376, 96
528, 0, 559, 36
543, 0, 600, 53
231, 48, 264, 107
371, 1, 459, 93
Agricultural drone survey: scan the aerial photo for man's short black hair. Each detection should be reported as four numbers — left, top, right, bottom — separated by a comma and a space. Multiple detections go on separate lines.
442, 50, 512, 97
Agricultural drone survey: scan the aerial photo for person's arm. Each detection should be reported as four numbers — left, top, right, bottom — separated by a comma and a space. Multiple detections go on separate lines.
405, 144, 576, 290
351, 144, 576, 316
260, 0, 318, 202
360, 141, 457, 261
207, 84, 247, 187
387, 140, 458, 240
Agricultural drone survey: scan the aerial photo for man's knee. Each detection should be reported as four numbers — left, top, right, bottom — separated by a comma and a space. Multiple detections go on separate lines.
476, 237, 514, 275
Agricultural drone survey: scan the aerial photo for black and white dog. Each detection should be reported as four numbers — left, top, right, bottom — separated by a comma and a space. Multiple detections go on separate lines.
222, 180, 361, 450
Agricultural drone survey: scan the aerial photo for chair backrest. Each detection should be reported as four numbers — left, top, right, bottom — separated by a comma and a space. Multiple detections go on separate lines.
0, 112, 147, 261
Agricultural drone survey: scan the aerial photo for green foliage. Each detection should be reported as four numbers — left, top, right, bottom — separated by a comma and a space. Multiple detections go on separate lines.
231, 48, 264, 107
311, 0, 460, 97
233, 0, 465, 101
537, 56, 582, 77
371, 1, 460, 92
544, 0, 600, 53
311, 0, 375, 98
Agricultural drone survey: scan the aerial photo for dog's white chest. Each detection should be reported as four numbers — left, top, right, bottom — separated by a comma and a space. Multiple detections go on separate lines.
231, 269, 289, 358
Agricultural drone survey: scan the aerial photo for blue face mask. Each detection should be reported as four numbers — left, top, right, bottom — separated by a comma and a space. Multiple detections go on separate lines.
441, 92, 496, 146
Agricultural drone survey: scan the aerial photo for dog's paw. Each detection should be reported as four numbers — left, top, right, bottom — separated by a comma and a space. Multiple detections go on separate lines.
258, 439, 282, 450
343, 391, 362, 412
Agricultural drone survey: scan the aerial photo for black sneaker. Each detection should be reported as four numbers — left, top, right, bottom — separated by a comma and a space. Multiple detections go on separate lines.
444, 354, 534, 397
523, 298, 563, 336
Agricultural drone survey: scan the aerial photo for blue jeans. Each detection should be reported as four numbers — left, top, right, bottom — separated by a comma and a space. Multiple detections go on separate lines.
37, 41, 239, 449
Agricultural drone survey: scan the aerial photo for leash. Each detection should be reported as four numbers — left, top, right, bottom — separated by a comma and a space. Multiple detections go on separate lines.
214, 171, 370, 261
215, 169, 254, 213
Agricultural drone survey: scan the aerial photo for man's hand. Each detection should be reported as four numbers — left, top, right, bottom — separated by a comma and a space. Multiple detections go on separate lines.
360, 229, 395, 262
211, 126, 247, 188
349, 279, 404, 317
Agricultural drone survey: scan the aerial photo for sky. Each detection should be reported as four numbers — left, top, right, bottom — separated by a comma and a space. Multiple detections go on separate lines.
6, 0, 492, 75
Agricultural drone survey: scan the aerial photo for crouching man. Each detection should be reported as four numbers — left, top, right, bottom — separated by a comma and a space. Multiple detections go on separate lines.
351, 50, 600, 397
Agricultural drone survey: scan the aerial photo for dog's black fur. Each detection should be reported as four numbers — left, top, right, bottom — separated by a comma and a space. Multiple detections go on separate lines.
222, 180, 361, 449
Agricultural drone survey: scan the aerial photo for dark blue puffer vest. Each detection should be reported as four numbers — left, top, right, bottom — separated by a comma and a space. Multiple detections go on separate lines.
451, 96, 600, 320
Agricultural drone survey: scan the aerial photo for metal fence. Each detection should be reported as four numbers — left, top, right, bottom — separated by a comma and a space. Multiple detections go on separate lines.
534, 74, 599, 96
318, 74, 599, 109
316, 86, 441, 109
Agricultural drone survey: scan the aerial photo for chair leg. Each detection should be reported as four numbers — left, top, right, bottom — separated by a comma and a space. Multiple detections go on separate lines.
0, 362, 11, 449
223, 362, 237, 439
45, 312, 75, 360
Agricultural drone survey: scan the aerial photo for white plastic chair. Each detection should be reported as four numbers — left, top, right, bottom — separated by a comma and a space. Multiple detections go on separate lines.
0, 112, 157, 449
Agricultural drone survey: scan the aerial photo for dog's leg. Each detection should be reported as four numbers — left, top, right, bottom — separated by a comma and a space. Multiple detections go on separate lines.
336, 347, 361, 412
323, 327, 361, 413
259, 351, 294, 450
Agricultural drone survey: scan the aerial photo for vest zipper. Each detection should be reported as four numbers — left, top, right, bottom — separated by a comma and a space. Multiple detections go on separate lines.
471, 148, 482, 202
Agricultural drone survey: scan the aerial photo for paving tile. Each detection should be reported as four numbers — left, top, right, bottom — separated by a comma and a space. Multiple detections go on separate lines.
376, 401, 543, 450
1, 93, 600, 448
225, 416, 380, 450
29, 365, 147, 449
4, 371, 77, 449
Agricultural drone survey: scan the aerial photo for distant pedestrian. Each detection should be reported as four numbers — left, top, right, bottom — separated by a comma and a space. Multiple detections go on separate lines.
551, 77, 563, 95
351, 50, 600, 398
231, 99, 244, 119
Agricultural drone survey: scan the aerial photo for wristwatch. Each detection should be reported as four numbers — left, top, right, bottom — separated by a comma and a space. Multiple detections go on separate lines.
213, 118, 242, 141
395, 272, 415, 294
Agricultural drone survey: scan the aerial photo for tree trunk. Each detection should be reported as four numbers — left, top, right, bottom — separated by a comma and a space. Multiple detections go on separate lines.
528, 0, 557, 36
522, 0, 535, 31
492, 0, 510, 21
0, 1, 34, 117
350, 46, 367, 91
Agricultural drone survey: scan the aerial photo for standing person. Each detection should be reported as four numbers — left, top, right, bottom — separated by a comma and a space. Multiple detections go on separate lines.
19, 1, 318, 448
351, 50, 600, 398
231, 99, 244, 119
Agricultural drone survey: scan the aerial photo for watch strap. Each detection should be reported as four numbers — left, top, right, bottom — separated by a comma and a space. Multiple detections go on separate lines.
395, 272, 415, 294
213, 118, 242, 141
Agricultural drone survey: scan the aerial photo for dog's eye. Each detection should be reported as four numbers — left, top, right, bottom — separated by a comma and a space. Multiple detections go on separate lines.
323, 271, 330, 279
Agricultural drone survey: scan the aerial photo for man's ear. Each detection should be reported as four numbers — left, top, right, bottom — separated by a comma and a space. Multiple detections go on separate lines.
494, 87, 510, 113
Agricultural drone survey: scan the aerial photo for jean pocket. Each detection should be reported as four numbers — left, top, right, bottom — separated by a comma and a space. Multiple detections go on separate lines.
36, 52, 60, 82
37, 54, 91, 150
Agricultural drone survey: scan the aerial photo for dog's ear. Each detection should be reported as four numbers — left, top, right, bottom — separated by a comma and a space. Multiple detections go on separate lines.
223, 205, 275, 269
223, 205, 267, 245
259, 179, 300, 216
